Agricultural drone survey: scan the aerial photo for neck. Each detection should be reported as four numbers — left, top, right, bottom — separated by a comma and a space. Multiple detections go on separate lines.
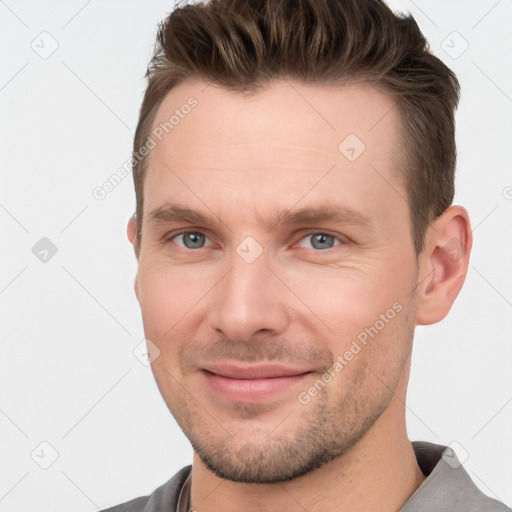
189, 369, 426, 512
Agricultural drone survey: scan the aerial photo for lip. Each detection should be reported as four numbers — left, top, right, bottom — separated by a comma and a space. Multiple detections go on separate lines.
203, 363, 310, 379
201, 363, 311, 403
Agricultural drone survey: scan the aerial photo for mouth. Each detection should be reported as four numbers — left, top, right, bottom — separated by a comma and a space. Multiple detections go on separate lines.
201, 363, 312, 403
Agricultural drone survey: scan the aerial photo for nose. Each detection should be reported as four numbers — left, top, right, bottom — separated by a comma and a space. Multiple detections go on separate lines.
206, 251, 289, 342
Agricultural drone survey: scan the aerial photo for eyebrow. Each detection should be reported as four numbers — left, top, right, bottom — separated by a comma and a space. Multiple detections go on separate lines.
147, 203, 374, 232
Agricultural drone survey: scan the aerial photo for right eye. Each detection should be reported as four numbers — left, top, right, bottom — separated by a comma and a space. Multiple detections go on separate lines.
169, 231, 212, 250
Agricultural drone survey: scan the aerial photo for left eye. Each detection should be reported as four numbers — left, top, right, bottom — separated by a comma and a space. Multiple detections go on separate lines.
297, 233, 342, 250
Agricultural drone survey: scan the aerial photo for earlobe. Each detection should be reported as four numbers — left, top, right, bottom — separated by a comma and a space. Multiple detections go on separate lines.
134, 273, 140, 303
127, 214, 141, 302
415, 206, 473, 325
127, 213, 141, 260
127, 214, 137, 245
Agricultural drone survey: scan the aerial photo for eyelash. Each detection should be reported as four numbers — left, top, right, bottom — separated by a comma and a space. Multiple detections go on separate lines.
164, 230, 347, 252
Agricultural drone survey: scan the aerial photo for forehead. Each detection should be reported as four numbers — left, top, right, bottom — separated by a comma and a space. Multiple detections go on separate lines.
150, 79, 400, 162
143, 79, 405, 224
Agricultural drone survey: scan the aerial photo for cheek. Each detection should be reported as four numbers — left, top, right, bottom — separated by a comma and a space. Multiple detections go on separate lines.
278, 262, 411, 347
320, 299, 413, 411
137, 263, 209, 330
137, 263, 224, 374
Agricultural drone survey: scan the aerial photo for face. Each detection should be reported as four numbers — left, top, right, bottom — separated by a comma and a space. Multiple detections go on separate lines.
130, 79, 421, 483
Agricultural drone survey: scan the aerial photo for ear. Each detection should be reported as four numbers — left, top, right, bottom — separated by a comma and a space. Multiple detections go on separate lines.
127, 214, 140, 302
127, 213, 137, 245
415, 205, 472, 325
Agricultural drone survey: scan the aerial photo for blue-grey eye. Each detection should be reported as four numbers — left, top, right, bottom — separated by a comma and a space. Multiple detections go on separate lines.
174, 232, 207, 249
299, 233, 340, 250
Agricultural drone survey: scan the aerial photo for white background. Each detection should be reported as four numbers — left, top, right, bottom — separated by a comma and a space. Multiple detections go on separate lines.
1, 0, 511, 510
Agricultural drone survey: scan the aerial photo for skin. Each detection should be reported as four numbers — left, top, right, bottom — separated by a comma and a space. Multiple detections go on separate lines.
127, 78, 472, 511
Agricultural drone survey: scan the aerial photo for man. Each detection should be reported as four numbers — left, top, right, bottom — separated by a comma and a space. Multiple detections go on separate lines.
102, 0, 510, 510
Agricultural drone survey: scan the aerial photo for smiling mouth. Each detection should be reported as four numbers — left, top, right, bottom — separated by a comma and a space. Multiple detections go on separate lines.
202, 362, 312, 379
200, 364, 312, 402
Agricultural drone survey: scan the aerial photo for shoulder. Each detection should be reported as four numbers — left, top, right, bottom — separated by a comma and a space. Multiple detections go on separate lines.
405, 441, 510, 512
99, 465, 192, 512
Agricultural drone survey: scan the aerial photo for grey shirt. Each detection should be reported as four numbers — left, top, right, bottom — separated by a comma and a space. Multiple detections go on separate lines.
99, 441, 510, 511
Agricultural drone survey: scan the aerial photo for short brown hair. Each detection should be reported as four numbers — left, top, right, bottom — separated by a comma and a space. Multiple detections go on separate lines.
131, 0, 460, 257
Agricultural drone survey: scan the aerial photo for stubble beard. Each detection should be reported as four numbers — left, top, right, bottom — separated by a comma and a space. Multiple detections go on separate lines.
160, 300, 416, 484
179, 362, 399, 484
